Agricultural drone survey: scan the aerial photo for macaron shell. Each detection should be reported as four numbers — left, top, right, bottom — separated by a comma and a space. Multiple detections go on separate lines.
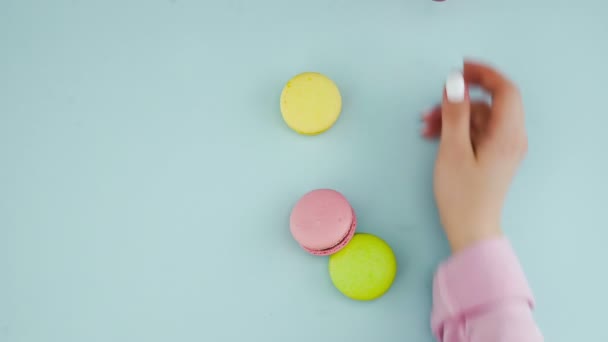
280, 72, 342, 135
328, 233, 397, 301
290, 189, 354, 252
302, 209, 357, 256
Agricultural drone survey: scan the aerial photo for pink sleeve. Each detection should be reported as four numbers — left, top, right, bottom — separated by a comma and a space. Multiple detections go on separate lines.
431, 238, 543, 342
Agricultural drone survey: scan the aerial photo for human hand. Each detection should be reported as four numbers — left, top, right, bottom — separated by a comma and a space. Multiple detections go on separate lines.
422, 61, 528, 253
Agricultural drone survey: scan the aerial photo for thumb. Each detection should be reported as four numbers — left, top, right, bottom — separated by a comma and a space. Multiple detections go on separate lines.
441, 71, 472, 154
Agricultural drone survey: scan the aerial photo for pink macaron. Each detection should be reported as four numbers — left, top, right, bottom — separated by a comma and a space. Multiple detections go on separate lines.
289, 189, 357, 256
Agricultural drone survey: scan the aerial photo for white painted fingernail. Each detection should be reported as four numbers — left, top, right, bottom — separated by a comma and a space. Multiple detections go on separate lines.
446, 71, 466, 103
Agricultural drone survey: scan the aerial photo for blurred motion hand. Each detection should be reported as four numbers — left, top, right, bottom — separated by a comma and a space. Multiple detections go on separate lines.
422, 61, 527, 253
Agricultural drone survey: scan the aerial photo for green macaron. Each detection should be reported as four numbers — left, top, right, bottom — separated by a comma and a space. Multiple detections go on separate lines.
328, 233, 397, 301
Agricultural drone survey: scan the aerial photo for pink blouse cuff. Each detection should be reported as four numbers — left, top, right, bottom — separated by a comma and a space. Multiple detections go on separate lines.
431, 237, 535, 334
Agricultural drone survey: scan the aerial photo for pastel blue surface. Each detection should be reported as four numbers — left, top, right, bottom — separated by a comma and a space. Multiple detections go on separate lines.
1, 1, 607, 341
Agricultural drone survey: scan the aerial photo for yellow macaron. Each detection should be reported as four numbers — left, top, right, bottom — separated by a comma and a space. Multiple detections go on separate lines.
280, 72, 342, 135
328, 233, 397, 301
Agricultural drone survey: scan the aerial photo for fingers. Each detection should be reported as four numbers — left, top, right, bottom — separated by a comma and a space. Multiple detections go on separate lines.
464, 60, 527, 162
470, 102, 491, 131
440, 71, 473, 155
463, 61, 514, 95
470, 102, 491, 146
463, 61, 524, 127
422, 101, 490, 140
422, 106, 441, 138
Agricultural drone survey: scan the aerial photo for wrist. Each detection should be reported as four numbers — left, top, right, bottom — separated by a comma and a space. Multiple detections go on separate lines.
446, 226, 503, 253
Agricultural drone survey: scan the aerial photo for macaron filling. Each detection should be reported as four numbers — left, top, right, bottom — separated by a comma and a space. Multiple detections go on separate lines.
290, 189, 356, 256
301, 209, 357, 256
